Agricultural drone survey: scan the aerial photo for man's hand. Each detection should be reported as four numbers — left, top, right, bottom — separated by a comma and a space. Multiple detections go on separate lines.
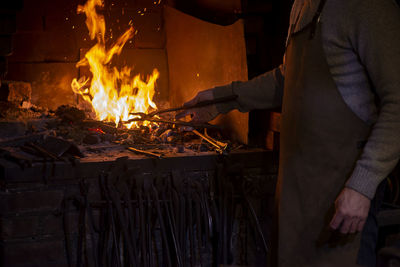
175, 89, 220, 123
329, 187, 371, 234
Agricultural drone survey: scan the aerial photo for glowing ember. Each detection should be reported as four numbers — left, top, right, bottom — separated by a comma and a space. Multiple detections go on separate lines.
71, 0, 159, 129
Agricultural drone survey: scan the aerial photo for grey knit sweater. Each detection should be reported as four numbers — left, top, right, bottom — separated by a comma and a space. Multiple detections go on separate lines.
213, 0, 400, 199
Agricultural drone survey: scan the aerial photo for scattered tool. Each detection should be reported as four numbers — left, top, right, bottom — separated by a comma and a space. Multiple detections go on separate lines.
192, 129, 228, 154
123, 117, 221, 129
127, 146, 163, 159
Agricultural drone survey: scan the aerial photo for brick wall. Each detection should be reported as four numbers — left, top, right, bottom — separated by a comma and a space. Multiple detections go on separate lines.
6, 0, 168, 110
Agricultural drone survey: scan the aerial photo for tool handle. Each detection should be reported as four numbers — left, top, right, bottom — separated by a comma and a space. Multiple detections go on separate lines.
150, 94, 238, 117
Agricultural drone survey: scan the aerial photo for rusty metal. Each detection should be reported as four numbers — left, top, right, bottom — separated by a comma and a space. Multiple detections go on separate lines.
192, 129, 228, 154
127, 146, 163, 159
26, 142, 60, 160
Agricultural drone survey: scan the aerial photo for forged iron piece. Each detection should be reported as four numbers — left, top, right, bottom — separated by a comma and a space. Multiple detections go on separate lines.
136, 179, 148, 267
0, 148, 33, 168
80, 180, 100, 267
163, 181, 183, 267
244, 196, 269, 254
123, 117, 221, 129
127, 146, 163, 159
26, 141, 60, 160
192, 129, 228, 154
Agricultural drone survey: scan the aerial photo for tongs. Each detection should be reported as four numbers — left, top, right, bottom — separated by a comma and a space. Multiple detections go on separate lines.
129, 94, 238, 121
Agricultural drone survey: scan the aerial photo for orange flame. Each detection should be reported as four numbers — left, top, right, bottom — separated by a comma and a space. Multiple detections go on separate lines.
71, 0, 159, 129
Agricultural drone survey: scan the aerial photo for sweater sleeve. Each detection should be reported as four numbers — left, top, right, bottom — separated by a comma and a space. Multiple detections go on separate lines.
212, 64, 285, 114
212, 0, 303, 114
345, 0, 400, 199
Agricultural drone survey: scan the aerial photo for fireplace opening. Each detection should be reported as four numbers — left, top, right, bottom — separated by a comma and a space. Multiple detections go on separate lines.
0, 1, 282, 266
1, 0, 398, 266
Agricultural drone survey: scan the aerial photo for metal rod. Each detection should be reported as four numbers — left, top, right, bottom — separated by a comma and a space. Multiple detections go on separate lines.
123, 118, 221, 129
127, 147, 163, 159
130, 95, 238, 118
191, 130, 228, 153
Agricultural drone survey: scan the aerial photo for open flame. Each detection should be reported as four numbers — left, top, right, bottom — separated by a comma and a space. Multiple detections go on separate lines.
71, 0, 159, 129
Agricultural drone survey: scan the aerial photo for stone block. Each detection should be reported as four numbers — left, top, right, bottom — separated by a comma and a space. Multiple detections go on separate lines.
0, 81, 31, 104
0, 213, 79, 241
43, 0, 84, 31
15, 0, 45, 32
107, 7, 165, 49
0, 12, 17, 35
0, 216, 40, 240
0, 121, 26, 138
43, 0, 89, 49
0, 35, 13, 57
0, 56, 7, 78
0, 190, 64, 215
42, 212, 79, 236
9, 32, 79, 62
6, 62, 78, 110
0, 240, 66, 266
79, 48, 169, 101
0, 0, 24, 10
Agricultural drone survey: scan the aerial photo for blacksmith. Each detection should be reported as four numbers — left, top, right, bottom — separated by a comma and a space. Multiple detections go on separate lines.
177, 0, 400, 266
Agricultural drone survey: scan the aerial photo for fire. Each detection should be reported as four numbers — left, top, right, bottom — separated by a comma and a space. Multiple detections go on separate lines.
71, 0, 159, 129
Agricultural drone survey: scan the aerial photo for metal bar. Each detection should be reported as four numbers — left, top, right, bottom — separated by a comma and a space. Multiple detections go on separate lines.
127, 147, 163, 159
130, 95, 238, 118
123, 118, 221, 129
192, 130, 228, 154
26, 142, 60, 160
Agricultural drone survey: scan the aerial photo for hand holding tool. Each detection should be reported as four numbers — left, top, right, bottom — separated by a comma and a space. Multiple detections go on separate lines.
130, 95, 238, 121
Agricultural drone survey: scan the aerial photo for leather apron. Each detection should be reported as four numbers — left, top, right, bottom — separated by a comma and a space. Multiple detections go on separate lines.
277, 0, 372, 266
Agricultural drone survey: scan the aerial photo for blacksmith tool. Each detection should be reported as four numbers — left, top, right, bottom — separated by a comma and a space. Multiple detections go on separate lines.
79, 180, 100, 267
163, 180, 183, 267
127, 146, 163, 159
136, 177, 148, 267
130, 95, 238, 120
192, 129, 228, 154
152, 185, 172, 267
123, 117, 221, 129
0, 148, 33, 168
26, 142, 60, 160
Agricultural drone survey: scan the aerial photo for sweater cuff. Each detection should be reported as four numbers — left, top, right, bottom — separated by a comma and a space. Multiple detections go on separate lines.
345, 164, 382, 200
212, 83, 240, 114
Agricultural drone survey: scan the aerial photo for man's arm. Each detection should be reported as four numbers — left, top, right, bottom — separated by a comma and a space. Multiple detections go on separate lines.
176, 65, 285, 122
213, 64, 285, 113
331, 0, 400, 233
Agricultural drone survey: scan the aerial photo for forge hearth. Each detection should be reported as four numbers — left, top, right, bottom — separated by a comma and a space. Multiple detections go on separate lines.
0, 0, 280, 266
0, 148, 276, 266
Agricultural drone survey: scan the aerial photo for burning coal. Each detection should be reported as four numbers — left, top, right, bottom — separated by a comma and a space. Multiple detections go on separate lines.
71, 0, 159, 129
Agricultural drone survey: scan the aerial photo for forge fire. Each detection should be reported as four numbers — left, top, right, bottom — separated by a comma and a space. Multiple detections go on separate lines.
71, 0, 159, 129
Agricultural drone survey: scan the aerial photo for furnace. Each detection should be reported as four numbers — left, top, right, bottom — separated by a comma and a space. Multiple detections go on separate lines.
2, 0, 399, 266
0, 0, 277, 266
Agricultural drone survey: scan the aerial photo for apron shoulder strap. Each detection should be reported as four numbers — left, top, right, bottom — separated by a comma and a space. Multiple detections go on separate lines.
310, 0, 328, 39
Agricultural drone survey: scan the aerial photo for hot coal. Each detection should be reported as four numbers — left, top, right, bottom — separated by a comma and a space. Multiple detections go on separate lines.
0, 103, 240, 162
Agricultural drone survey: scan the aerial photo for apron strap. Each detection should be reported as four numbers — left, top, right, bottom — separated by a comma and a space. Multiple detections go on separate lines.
310, 0, 328, 39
